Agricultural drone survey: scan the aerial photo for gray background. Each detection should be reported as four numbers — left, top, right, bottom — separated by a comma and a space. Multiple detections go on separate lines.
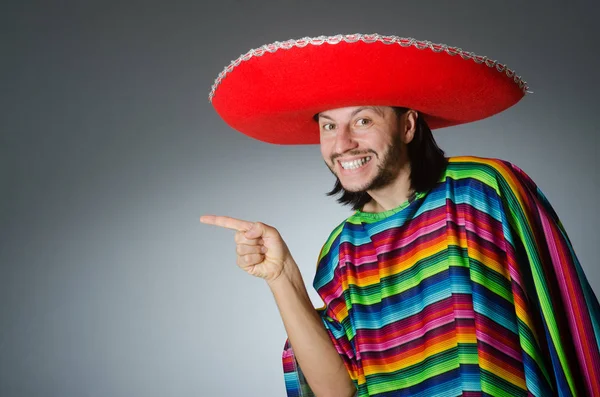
1, 1, 598, 396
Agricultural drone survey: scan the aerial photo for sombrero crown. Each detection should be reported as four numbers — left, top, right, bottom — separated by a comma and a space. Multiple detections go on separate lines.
209, 33, 528, 144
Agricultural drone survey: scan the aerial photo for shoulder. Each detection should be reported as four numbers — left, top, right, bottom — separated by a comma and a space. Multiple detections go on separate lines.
316, 217, 353, 264
445, 156, 530, 187
312, 217, 355, 292
445, 155, 540, 201
446, 155, 515, 174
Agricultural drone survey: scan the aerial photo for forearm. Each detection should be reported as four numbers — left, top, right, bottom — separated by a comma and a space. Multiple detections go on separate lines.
268, 260, 355, 397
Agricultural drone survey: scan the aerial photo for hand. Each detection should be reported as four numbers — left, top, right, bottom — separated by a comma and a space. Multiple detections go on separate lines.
200, 215, 293, 282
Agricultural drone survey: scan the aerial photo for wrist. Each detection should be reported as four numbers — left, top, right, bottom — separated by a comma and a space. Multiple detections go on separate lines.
267, 257, 303, 290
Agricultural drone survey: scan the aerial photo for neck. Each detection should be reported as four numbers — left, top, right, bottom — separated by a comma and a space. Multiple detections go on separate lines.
363, 163, 413, 212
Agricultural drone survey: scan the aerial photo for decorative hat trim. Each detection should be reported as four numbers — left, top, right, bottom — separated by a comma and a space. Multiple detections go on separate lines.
208, 33, 530, 102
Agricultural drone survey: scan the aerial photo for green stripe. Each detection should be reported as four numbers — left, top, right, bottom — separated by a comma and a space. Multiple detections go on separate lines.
469, 260, 513, 303
364, 345, 477, 394
480, 368, 528, 397
346, 248, 470, 305
317, 220, 345, 262
516, 318, 554, 387
496, 176, 576, 395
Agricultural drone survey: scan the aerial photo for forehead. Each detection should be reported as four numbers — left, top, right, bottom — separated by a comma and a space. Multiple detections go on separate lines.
318, 105, 392, 120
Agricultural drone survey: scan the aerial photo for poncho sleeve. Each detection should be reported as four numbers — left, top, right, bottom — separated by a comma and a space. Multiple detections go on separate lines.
282, 222, 360, 397
487, 158, 600, 396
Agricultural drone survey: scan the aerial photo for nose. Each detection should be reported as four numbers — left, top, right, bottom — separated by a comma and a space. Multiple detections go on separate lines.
334, 125, 358, 154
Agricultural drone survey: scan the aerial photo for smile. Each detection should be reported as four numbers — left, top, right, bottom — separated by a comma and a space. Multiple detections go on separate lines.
339, 156, 372, 170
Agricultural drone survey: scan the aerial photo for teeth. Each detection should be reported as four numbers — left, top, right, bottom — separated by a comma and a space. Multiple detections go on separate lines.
340, 156, 371, 170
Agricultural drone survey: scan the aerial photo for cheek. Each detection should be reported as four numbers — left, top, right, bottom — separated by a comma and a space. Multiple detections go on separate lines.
319, 142, 333, 161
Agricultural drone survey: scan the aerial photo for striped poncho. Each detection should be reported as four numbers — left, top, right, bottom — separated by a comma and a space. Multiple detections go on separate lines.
282, 156, 600, 397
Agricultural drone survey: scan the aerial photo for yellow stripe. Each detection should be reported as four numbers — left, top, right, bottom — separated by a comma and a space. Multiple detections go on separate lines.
480, 357, 528, 390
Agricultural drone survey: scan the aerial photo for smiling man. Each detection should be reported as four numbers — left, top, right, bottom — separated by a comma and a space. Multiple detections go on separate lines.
202, 34, 600, 397
318, 106, 444, 213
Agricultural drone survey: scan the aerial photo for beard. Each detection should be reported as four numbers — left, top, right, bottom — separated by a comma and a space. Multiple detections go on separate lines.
327, 131, 406, 193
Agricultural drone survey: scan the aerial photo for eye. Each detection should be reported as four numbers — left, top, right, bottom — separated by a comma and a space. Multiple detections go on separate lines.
355, 118, 371, 127
321, 123, 335, 131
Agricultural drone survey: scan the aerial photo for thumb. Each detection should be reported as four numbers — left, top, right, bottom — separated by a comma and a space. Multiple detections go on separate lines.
244, 222, 262, 239
244, 222, 273, 239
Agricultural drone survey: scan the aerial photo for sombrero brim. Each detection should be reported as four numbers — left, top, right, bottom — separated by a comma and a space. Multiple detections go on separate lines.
209, 34, 528, 145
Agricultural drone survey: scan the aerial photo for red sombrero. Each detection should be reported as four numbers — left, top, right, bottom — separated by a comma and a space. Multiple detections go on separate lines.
209, 33, 529, 145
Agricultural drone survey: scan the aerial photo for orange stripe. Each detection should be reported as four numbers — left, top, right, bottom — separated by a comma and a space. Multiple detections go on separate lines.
479, 352, 527, 389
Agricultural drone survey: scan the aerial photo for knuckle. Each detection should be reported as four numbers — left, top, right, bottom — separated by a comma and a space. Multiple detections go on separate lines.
234, 232, 244, 243
256, 222, 273, 232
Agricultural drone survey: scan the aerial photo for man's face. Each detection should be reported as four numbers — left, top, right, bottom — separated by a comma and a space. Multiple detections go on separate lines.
318, 106, 407, 193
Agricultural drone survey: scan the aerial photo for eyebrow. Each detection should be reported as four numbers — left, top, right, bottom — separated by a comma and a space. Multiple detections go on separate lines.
318, 106, 384, 121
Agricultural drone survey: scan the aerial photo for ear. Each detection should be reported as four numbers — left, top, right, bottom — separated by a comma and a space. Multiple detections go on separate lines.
401, 110, 419, 144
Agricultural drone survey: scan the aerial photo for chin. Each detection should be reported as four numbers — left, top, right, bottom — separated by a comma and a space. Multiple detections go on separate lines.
338, 179, 373, 193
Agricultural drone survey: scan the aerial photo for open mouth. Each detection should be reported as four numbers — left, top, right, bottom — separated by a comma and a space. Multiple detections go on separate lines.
339, 156, 372, 170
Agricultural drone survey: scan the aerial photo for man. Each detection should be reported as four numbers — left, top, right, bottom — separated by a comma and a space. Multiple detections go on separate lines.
201, 34, 600, 397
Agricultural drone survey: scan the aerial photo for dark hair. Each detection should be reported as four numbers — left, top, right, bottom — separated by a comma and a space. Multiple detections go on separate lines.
326, 107, 448, 210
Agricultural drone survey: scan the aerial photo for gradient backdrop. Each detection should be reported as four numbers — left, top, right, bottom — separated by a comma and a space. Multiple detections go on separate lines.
2, 1, 598, 396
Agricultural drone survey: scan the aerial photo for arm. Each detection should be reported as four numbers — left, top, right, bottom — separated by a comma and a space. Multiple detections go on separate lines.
200, 216, 355, 397
268, 260, 355, 397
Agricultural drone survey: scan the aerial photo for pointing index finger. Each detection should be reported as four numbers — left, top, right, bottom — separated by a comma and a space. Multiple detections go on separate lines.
200, 215, 254, 232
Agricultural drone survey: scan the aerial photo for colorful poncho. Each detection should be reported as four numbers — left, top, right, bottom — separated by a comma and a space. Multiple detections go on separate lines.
282, 156, 600, 397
